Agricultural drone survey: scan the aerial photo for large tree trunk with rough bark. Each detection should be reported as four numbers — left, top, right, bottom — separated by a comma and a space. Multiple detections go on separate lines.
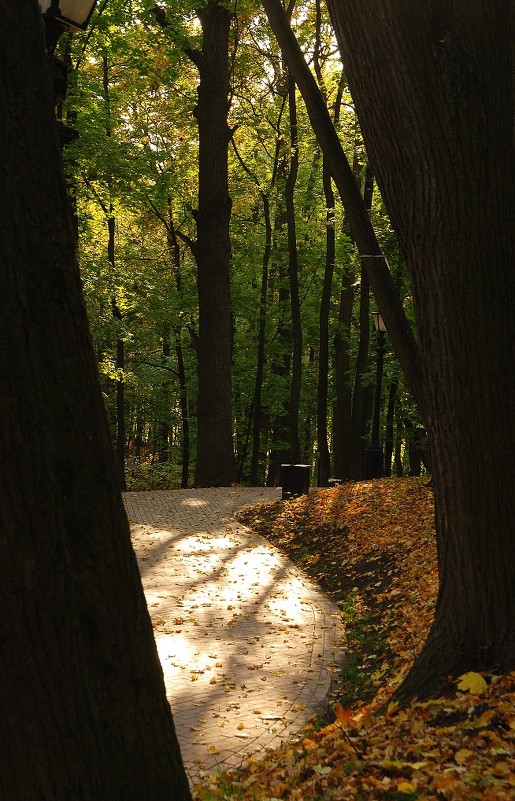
187, 0, 236, 487
327, 0, 515, 699
0, 5, 191, 798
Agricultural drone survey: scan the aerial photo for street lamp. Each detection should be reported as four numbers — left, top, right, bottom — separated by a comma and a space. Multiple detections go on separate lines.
39, 1, 99, 145
365, 311, 387, 479
39, 0, 99, 36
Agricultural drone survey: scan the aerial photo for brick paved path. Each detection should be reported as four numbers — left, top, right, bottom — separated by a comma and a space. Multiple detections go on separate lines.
123, 487, 346, 785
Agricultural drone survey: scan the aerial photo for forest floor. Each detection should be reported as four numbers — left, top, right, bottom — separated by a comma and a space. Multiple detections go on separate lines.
191, 477, 514, 801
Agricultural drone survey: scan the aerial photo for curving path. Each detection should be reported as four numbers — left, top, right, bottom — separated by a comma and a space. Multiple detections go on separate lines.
123, 487, 346, 785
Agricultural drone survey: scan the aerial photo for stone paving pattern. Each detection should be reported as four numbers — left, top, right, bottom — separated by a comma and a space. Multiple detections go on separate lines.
123, 487, 346, 785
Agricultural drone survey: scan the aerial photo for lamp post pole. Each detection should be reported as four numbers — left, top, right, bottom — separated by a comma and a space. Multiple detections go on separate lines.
365, 311, 386, 479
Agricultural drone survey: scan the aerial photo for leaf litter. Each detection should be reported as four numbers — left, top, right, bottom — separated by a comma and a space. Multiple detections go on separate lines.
192, 478, 514, 801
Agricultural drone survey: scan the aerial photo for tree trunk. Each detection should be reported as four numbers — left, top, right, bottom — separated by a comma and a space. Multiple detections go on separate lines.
158, 327, 172, 464
328, 0, 515, 698
350, 273, 371, 478
104, 55, 126, 491
251, 192, 272, 485
111, 293, 127, 492
0, 4, 191, 798
175, 328, 190, 488
317, 162, 335, 486
312, 15, 339, 487
166, 207, 190, 488
332, 266, 355, 479
285, 75, 302, 464
188, 0, 235, 487
384, 379, 398, 477
135, 417, 144, 461
267, 144, 293, 485
267, 270, 293, 484
394, 421, 404, 477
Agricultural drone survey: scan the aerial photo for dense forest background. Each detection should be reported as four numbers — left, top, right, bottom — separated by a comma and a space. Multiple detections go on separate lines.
61, 0, 424, 490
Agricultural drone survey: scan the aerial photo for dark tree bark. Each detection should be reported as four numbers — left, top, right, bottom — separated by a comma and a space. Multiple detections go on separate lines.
250, 190, 272, 485
186, 0, 236, 487
332, 266, 354, 479
167, 210, 191, 489
267, 198, 293, 484
350, 271, 371, 478
408, 436, 422, 477
103, 54, 127, 491
349, 165, 375, 479
135, 417, 144, 461
394, 427, 404, 477
317, 161, 336, 486
328, 0, 515, 699
153, 201, 192, 486
175, 329, 190, 488
284, 74, 302, 464
331, 107, 355, 480
333, 158, 374, 480
384, 379, 398, 477
0, 4, 191, 799
313, 9, 336, 487
158, 326, 172, 464
112, 294, 127, 491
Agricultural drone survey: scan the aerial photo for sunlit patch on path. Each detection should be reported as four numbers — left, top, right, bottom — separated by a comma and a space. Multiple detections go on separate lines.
124, 487, 346, 784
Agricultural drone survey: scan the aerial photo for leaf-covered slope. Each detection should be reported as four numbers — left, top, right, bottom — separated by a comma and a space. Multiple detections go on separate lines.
238, 477, 437, 705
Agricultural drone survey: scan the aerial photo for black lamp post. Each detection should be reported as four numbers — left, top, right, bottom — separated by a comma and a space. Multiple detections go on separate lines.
39, 0, 98, 145
365, 311, 387, 479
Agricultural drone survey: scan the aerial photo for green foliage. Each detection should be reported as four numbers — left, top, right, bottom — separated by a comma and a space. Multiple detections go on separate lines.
63, 0, 419, 487
125, 460, 184, 491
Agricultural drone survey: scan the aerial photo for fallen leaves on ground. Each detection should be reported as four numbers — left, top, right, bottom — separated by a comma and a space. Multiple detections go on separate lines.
192, 478, 514, 801
239, 477, 437, 707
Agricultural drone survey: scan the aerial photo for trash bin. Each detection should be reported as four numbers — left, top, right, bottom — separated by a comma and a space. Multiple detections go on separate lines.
280, 464, 311, 500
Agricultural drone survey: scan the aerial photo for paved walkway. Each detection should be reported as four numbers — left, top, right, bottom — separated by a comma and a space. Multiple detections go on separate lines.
123, 487, 346, 785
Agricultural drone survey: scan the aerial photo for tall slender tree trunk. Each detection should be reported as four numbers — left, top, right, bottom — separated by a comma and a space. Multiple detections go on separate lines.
102, 54, 126, 491
165, 206, 190, 488
187, 0, 235, 487
313, 15, 338, 487
135, 417, 144, 461
317, 162, 336, 486
175, 329, 190, 489
112, 293, 127, 492
267, 273, 293, 484
285, 76, 302, 463
230, 135, 281, 486
384, 379, 398, 477
350, 271, 371, 478
329, 0, 515, 699
332, 265, 355, 479
251, 192, 272, 484
0, 5, 191, 797
158, 326, 172, 464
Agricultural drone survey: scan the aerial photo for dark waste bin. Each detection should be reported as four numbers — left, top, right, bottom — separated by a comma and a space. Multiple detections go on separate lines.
280, 464, 311, 500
